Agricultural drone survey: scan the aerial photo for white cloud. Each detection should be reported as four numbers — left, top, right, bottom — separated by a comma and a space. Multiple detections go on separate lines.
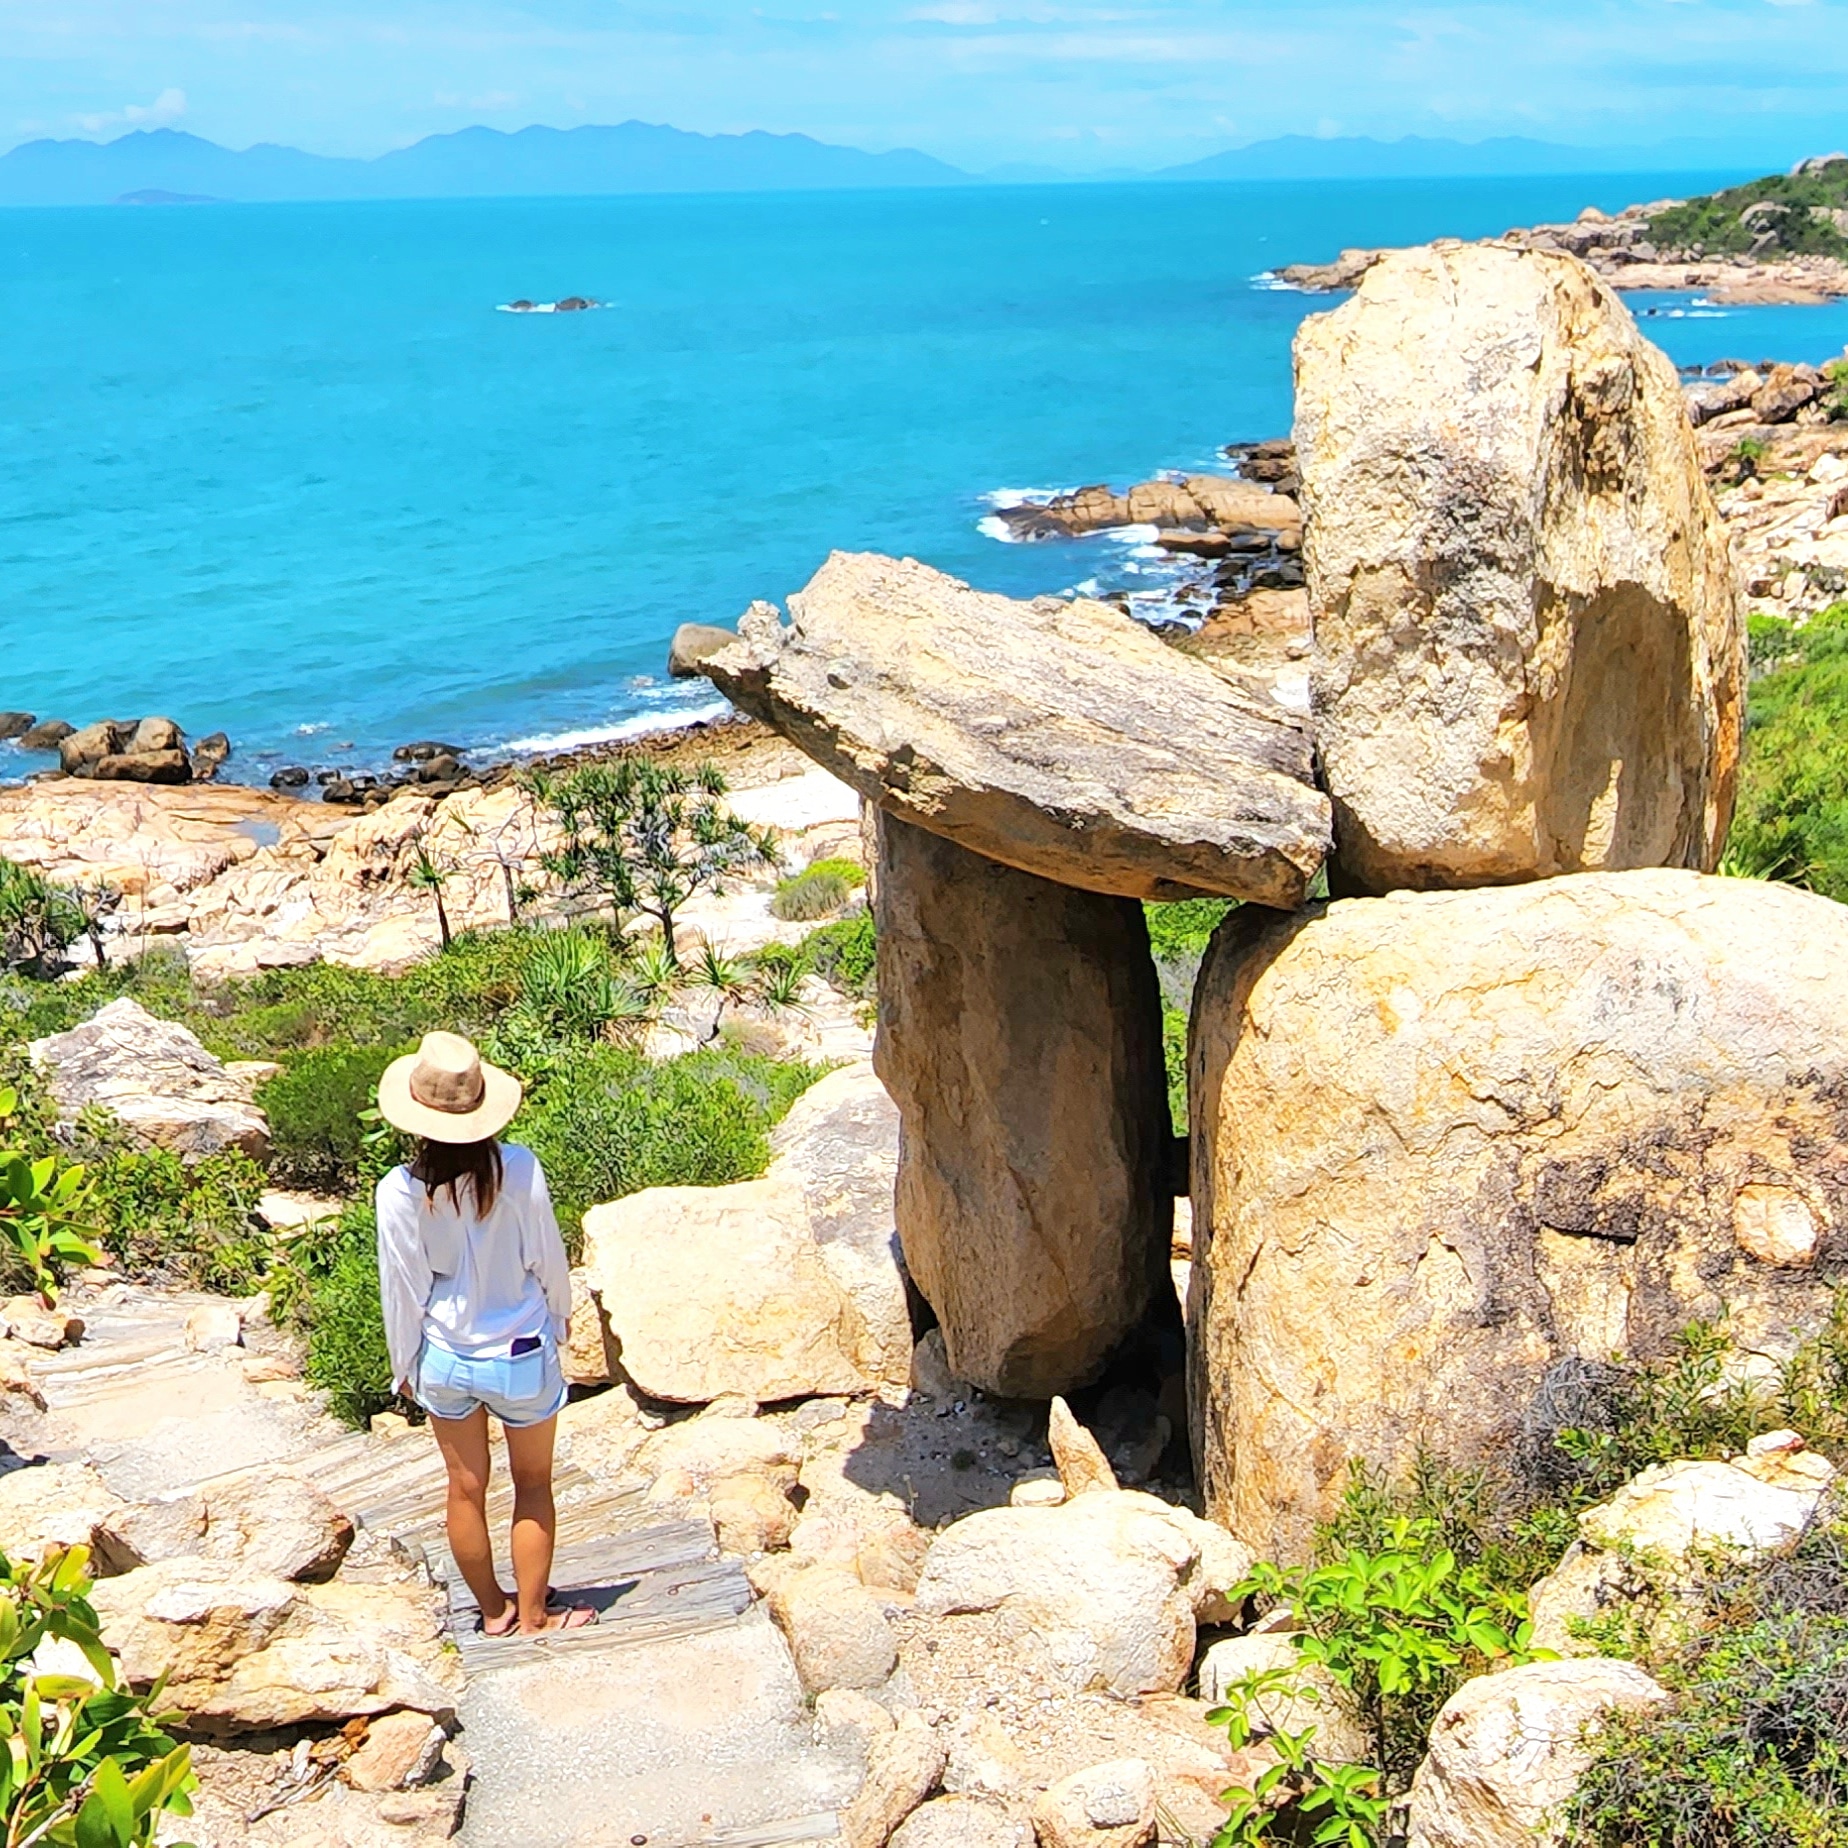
73, 86, 185, 135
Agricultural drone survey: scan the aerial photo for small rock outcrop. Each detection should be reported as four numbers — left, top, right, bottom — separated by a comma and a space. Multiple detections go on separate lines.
88, 1559, 461, 1734
874, 817, 1170, 1398
1191, 870, 1848, 1559
1406, 1658, 1670, 1848
57, 717, 200, 785
1528, 1431, 1837, 1654
30, 998, 270, 1160
683, 550, 1331, 908
1296, 243, 1743, 893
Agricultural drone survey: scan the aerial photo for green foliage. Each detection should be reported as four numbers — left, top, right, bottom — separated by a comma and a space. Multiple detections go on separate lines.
1212, 1668, 1390, 1848
1647, 165, 1848, 260
257, 1045, 402, 1195
505, 927, 647, 1044
517, 1044, 821, 1250
0, 1086, 97, 1299
0, 1544, 195, 1848
1146, 899, 1233, 1135
74, 1130, 268, 1297
798, 910, 877, 998
1566, 1495, 1848, 1845
0, 861, 87, 977
1162, 1006, 1188, 1137
770, 867, 855, 923
1229, 1521, 1540, 1805
289, 1202, 400, 1430
526, 758, 780, 961
1143, 897, 1235, 964
1722, 603, 1848, 898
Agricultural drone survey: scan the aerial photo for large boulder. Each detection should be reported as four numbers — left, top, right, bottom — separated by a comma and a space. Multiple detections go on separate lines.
764, 1063, 911, 1399
582, 1178, 869, 1404
1191, 871, 1848, 1560
874, 816, 1170, 1397
580, 1063, 908, 1404
1297, 244, 1742, 893
90, 1559, 460, 1734
683, 551, 1330, 908
912, 1490, 1219, 1698
30, 998, 269, 1161
1406, 1658, 1670, 1848
0, 1461, 127, 1566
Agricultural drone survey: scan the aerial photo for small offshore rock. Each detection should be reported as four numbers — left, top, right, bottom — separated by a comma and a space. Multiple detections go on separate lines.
0, 712, 34, 741
19, 719, 74, 752
270, 766, 311, 789
192, 731, 232, 780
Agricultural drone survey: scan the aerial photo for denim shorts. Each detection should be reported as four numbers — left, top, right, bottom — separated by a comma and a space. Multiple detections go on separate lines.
415, 1337, 567, 1428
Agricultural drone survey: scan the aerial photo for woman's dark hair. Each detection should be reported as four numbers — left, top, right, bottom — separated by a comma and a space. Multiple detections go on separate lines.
410, 1136, 503, 1215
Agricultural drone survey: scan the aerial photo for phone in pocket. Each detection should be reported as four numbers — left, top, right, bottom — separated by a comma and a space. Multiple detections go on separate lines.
510, 1335, 543, 1358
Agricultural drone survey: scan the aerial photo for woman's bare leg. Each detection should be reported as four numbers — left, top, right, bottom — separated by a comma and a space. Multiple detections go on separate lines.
429, 1408, 513, 1633
504, 1415, 561, 1632
504, 1416, 592, 1633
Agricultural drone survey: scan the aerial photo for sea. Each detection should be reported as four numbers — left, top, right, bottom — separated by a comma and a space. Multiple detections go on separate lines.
5, 174, 1848, 787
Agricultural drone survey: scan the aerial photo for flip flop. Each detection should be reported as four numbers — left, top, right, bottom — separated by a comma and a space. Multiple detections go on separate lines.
537, 1602, 598, 1633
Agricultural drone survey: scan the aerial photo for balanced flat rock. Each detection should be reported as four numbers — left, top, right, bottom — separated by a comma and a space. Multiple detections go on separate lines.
683, 550, 1331, 907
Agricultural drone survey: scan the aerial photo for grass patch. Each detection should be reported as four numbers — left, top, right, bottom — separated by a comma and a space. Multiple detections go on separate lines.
258, 1045, 404, 1195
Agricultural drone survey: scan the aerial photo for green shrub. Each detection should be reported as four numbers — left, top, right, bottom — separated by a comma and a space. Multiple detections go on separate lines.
1162, 1005, 1188, 1136
770, 868, 853, 922
257, 1045, 404, 1195
1566, 1494, 1848, 1846
0, 1544, 196, 1847
800, 910, 877, 998
290, 1202, 399, 1429
67, 1113, 269, 1295
1826, 357, 1848, 422
0, 1085, 96, 1299
1723, 603, 1848, 897
516, 1044, 821, 1251
1211, 1515, 1540, 1842
507, 927, 646, 1042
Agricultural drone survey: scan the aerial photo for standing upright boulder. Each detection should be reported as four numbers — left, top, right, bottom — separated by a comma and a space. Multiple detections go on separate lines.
1296, 244, 1743, 893
875, 816, 1170, 1397
1190, 870, 1848, 1561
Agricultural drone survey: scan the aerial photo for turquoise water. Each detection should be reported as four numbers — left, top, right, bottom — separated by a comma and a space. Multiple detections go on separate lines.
5, 176, 1847, 784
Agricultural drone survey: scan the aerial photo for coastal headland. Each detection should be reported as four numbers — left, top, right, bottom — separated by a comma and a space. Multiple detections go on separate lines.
1276, 153, 1848, 304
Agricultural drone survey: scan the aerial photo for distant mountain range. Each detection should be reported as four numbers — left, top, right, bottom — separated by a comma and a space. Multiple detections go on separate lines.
1157, 134, 1759, 182
0, 122, 1782, 208
0, 122, 967, 207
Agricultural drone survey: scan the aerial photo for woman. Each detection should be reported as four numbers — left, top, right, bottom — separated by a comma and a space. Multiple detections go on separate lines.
375, 1031, 593, 1635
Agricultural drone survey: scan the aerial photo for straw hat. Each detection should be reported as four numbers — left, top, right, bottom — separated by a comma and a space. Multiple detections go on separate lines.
377, 1032, 523, 1144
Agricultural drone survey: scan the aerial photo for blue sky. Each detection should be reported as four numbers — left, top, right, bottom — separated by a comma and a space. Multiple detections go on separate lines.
3, 0, 1846, 169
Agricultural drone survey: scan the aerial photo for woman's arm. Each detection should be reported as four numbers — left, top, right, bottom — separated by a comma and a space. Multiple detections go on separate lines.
374, 1174, 434, 1395
522, 1157, 573, 1346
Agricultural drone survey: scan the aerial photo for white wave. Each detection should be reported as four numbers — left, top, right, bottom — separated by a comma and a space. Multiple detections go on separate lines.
977, 514, 1021, 543
1251, 271, 1305, 293
495, 300, 605, 315
294, 721, 330, 736
980, 486, 1066, 508
502, 698, 731, 756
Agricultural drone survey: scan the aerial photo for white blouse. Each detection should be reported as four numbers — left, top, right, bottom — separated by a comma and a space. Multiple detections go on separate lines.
374, 1142, 573, 1390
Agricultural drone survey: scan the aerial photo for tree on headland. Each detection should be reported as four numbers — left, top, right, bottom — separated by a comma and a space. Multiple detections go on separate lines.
525, 759, 780, 964
408, 843, 455, 950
